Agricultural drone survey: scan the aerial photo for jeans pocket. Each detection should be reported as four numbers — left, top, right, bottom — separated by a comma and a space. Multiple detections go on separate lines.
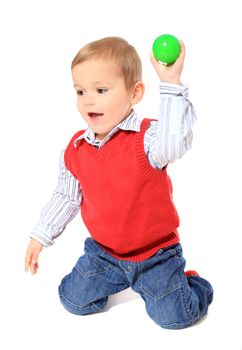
75, 253, 109, 277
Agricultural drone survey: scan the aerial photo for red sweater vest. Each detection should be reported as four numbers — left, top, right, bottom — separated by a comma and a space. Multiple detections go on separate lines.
64, 118, 180, 261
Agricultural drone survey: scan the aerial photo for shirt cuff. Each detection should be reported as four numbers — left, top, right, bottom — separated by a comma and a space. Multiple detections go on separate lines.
30, 227, 55, 247
159, 82, 189, 98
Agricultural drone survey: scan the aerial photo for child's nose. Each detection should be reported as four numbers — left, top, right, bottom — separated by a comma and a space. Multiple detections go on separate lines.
84, 94, 96, 106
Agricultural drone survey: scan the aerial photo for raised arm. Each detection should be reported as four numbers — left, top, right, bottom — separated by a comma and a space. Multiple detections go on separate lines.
144, 41, 197, 169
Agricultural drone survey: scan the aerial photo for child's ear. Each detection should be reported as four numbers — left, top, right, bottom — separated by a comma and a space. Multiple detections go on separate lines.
131, 81, 145, 105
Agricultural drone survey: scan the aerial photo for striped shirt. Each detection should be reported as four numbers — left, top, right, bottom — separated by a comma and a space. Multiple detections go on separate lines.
30, 82, 197, 247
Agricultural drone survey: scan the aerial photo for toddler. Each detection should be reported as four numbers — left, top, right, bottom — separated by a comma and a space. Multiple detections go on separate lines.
25, 36, 213, 329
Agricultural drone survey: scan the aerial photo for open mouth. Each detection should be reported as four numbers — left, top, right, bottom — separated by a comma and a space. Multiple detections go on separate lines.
88, 112, 104, 118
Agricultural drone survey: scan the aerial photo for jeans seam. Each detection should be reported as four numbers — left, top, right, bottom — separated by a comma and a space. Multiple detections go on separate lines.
75, 251, 110, 277
75, 263, 109, 277
140, 283, 183, 301
59, 293, 103, 313
178, 271, 200, 324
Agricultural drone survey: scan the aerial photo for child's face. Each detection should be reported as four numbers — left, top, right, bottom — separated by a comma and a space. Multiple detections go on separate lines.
72, 59, 135, 140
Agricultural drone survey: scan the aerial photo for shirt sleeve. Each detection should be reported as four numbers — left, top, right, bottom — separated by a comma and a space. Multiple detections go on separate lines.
30, 149, 82, 247
144, 82, 197, 169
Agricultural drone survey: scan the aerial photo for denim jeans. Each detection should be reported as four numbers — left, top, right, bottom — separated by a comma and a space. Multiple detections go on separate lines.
58, 238, 213, 329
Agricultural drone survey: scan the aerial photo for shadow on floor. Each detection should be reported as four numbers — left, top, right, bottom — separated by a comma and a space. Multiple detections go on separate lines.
106, 288, 140, 310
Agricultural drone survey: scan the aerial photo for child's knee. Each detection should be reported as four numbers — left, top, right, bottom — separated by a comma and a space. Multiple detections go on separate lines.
146, 304, 200, 330
58, 279, 85, 315
58, 276, 107, 315
145, 285, 202, 329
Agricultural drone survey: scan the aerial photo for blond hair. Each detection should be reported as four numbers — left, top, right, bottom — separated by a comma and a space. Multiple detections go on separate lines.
71, 37, 142, 90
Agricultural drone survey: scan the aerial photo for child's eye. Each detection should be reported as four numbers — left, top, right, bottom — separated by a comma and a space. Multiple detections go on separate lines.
76, 90, 84, 96
97, 88, 108, 94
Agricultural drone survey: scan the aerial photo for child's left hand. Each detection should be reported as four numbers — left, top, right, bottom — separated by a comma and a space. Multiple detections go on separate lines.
150, 40, 185, 85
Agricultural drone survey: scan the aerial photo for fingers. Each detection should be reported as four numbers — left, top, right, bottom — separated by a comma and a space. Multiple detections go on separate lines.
150, 51, 157, 64
24, 248, 31, 272
30, 261, 39, 275
25, 250, 39, 274
149, 51, 167, 78
174, 40, 185, 66
179, 40, 186, 59
28, 251, 39, 274
150, 51, 160, 69
25, 240, 43, 274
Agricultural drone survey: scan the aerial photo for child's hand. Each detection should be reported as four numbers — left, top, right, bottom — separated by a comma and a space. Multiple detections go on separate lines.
25, 239, 43, 274
150, 40, 185, 85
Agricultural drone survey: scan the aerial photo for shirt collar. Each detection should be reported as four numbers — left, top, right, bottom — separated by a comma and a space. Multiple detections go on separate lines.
73, 110, 141, 147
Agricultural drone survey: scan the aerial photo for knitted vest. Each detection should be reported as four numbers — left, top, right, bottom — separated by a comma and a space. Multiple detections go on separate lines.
64, 118, 180, 261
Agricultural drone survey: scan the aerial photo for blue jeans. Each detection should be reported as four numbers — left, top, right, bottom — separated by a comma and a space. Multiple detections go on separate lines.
58, 238, 213, 329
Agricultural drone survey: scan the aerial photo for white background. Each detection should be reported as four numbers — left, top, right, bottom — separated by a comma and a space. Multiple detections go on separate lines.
1, 0, 242, 349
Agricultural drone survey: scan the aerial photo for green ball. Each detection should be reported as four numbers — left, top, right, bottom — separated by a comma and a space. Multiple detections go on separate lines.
152, 34, 181, 64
